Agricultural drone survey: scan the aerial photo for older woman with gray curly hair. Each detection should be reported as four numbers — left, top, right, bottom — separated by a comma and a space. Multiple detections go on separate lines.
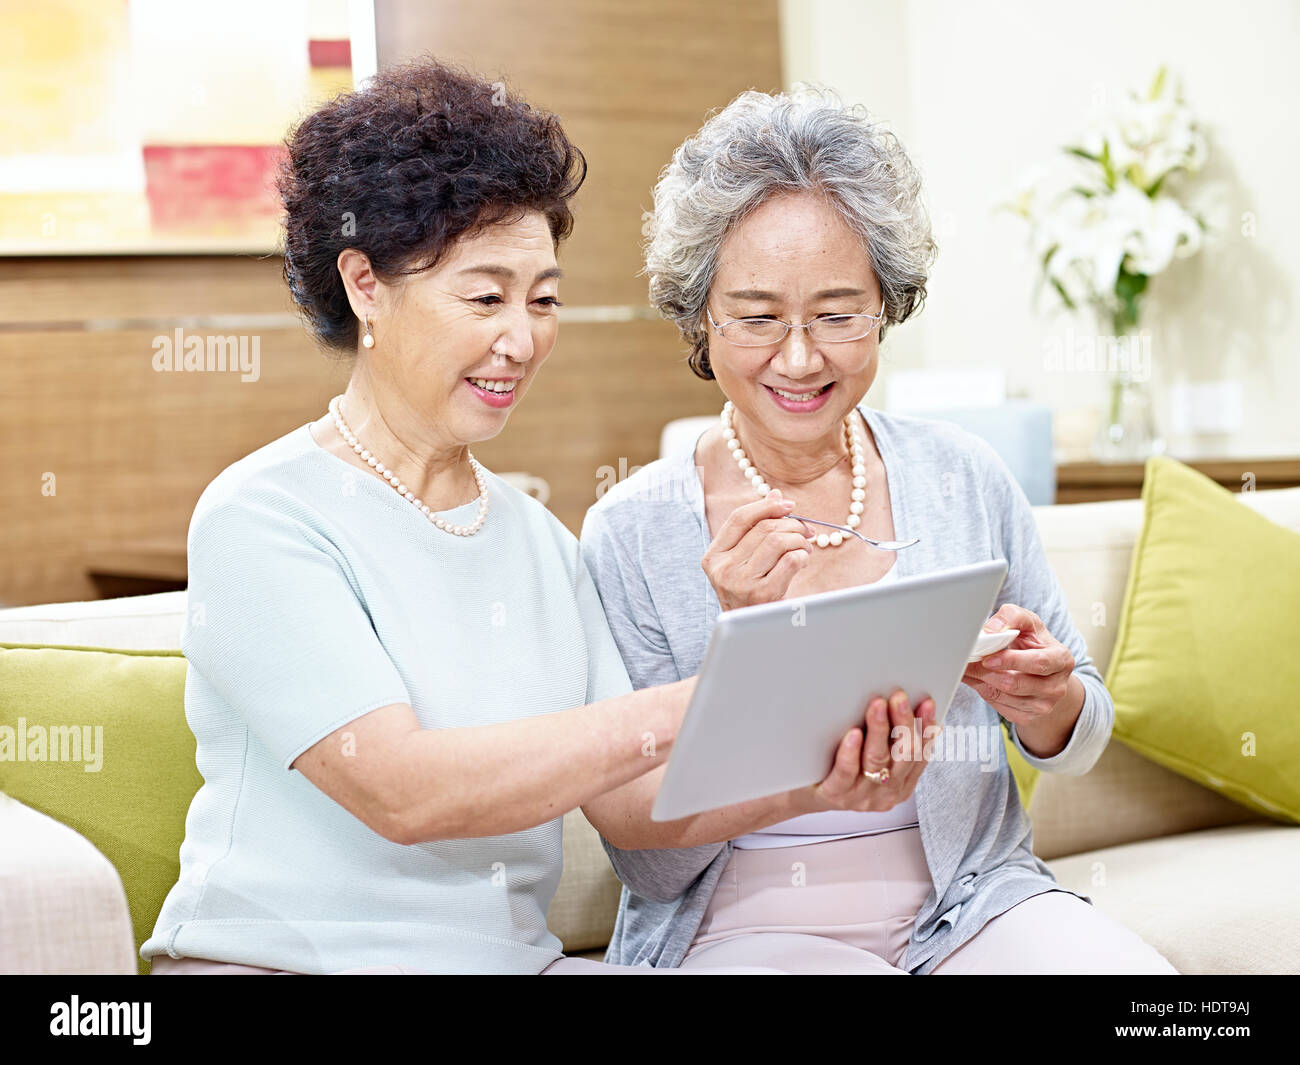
578, 87, 1179, 974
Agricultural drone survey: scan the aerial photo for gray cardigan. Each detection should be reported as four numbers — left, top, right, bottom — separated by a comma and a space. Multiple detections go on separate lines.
578, 405, 1111, 974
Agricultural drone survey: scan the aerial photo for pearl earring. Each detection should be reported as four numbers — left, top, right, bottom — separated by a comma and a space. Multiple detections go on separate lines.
362, 316, 375, 349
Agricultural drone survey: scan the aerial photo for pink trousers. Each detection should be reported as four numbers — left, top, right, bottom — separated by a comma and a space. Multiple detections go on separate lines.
677, 826, 1179, 974
150, 827, 1178, 975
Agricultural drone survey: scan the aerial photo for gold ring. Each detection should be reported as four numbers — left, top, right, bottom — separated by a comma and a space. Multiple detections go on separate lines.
862, 768, 890, 783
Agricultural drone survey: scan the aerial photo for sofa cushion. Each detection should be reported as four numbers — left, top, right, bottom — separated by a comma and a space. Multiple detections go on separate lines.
0, 592, 186, 652
1026, 484, 1300, 852
0, 643, 200, 975
1033, 483, 1300, 681
1033, 495, 1146, 681
0, 635, 622, 964
1046, 823, 1300, 974
1029, 738, 1264, 861
551, 808, 621, 954
1106, 457, 1300, 822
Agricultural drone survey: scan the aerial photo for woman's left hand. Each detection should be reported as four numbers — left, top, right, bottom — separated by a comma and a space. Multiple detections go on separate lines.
961, 604, 1075, 729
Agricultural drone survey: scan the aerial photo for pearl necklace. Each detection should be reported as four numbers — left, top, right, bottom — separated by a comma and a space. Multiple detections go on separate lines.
720, 399, 867, 549
328, 394, 489, 536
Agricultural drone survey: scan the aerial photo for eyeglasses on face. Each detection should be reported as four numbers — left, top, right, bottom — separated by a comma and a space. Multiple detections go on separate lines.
705, 304, 886, 346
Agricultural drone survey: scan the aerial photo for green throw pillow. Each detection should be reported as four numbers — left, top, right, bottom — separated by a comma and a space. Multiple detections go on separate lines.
0, 644, 200, 975
1106, 456, 1300, 822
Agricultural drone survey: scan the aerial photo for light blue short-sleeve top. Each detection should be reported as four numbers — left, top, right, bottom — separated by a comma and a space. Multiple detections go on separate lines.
140, 422, 632, 974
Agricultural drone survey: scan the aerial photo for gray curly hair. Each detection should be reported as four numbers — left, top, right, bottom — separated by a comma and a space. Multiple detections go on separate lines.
644, 85, 937, 380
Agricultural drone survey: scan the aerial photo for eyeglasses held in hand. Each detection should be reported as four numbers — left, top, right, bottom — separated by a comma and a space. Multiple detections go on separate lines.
706, 303, 886, 346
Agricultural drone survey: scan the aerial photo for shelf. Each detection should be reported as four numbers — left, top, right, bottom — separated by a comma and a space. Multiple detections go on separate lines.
1056, 457, 1300, 503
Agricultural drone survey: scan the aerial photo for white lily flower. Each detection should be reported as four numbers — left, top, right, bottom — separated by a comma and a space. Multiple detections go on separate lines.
1006, 68, 1207, 327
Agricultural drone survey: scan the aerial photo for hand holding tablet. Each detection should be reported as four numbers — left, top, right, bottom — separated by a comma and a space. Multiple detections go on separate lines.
652, 559, 1011, 821
805, 687, 937, 812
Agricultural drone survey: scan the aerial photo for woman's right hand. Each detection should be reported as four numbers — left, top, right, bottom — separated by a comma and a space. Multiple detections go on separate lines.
701, 491, 814, 611
799, 689, 940, 814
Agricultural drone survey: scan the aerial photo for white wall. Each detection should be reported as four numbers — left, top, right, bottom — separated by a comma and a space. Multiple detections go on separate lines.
781, 0, 1300, 459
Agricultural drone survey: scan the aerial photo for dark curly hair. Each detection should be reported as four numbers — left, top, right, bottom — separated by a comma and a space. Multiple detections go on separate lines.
277, 57, 587, 353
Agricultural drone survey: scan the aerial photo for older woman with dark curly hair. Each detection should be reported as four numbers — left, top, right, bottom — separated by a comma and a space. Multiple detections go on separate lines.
139, 58, 792, 976
578, 86, 1180, 975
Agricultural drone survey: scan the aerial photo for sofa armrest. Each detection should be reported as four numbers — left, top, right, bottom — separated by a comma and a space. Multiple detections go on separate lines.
0, 793, 136, 974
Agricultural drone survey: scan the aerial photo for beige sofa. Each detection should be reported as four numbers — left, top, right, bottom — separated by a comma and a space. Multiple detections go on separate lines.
2, 487, 1298, 974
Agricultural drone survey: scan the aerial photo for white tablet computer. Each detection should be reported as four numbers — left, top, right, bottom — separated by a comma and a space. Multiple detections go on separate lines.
650, 558, 1009, 822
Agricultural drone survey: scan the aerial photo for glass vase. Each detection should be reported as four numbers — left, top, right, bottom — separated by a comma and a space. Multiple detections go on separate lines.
1092, 369, 1164, 462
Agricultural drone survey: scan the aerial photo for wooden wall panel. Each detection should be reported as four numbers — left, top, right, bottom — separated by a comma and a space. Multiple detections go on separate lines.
472, 318, 722, 529
375, 0, 783, 306
0, 1, 780, 606
0, 301, 347, 606
0, 310, 721, 606
0, 256, 294, 323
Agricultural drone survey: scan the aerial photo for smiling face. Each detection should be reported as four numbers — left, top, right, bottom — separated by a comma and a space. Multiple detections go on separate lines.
365, 208, 563, 448
705, 190, 884, 445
